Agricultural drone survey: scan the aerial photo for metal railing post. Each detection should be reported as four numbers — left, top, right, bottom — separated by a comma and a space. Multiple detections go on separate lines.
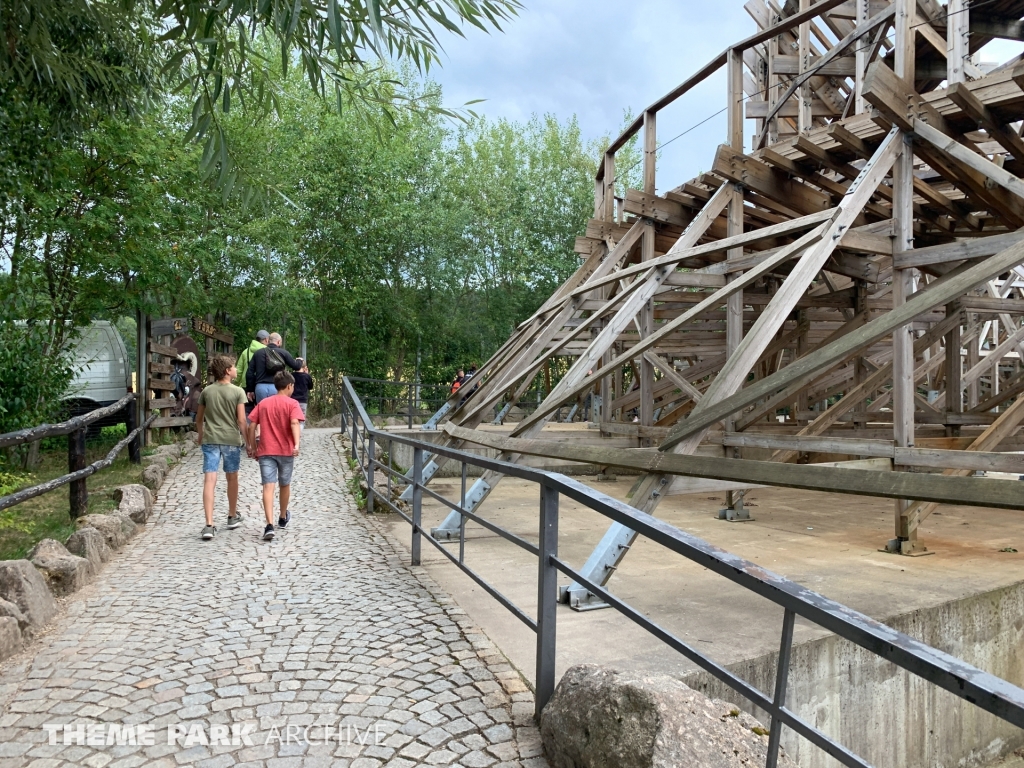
412, 446, 423, 566
766, 608, 796, 768
366, 432, 375, 514
459, 461, 468, 564
340, 393, 348, 433
68, 428, 87, 518
351, 401, 358, 462
408, 382, 414, 429
387, 437, 393, 501
536, 482, 559, 719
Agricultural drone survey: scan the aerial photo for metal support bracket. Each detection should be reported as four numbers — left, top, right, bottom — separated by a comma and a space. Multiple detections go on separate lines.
431, 477, 492, 539
718, 490, 753, 522
423, 401, 452, 430
559, 521, 640, 611
493, 402, 513, 424
398, 457, 438, 501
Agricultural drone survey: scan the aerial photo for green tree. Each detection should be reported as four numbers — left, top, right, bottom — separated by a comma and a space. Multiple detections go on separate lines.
2, 0, 521, 190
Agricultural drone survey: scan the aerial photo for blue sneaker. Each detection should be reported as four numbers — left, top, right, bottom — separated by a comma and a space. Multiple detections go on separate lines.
278, 511, 290, 529
263, 524, 275, 541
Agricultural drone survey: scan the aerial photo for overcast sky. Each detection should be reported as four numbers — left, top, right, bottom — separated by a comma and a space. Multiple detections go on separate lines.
426, 0, 755, 193
424, 1, 1024, 195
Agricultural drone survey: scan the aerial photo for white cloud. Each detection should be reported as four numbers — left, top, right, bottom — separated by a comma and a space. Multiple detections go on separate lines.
426, 0, 755, 191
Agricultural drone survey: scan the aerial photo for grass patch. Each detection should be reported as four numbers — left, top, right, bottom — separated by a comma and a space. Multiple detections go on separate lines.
0, 425, 147, 561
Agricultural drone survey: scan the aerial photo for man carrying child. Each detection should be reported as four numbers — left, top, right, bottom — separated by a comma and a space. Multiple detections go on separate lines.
247, 370, 305, 541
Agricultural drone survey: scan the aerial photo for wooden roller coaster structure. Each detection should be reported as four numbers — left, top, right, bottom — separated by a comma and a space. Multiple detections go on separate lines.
411, 0, 1024, 605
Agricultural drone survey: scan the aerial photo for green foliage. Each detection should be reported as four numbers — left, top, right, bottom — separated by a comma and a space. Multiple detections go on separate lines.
2, 54, 605, 418
0, 427, 144, 560
0, 470, 29, 496
0, 312, 76, 437
2, 0, 521, 193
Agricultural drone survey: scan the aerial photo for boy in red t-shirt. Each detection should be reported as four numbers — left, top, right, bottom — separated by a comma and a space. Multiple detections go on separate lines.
247, 370, 305, 541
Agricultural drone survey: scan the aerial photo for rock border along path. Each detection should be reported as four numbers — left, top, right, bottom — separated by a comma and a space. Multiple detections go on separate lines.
0, 428, 548, 768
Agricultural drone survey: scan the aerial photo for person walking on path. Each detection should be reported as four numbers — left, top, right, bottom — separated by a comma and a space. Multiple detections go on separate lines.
291, 357, 313, 430
247, 370, 304, 541
235, 329, 269, 389
245, 331, 300, 404
195, 354, 252, 540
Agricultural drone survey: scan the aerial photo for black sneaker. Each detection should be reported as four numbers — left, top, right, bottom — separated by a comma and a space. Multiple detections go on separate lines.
263, 524, 275, 541
226, 514, 243, 530
201, 525, 216, 541
277, 511, 290, 529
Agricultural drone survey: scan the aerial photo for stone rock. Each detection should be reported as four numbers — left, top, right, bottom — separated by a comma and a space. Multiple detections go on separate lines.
142, 463, 166, 491
154, 443, 183, 459
0, 616, 21, 662
113, 512, 139, 540
0, 560, 58, 631
184, 431, 200, 445
28, 539, 94, 597
114, 484, 153, 524
384, 416, 405, 427
0, 596, 30, 634
76, 514, 128, 550
65, 527, 111, 570
540, 664, 797, 768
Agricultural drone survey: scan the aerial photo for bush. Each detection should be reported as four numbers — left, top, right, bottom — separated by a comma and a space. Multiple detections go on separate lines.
0, 318, 76, 437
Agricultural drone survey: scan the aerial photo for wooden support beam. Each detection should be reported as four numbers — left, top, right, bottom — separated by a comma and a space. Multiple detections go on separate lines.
895, 230, 1024, 270
660, 233, 1024, 451
913, 117, 1024, 203
946, 82, 1024, 166
442, 424, 1024, 511
515, 222, 832, 433
643, 111, 657, 195
862, 62, 1024, 227
712, 144, 832, 215
902, 395, 1024, 532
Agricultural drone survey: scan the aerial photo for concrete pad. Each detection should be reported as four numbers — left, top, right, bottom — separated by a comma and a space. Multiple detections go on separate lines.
385, 474, 1024, 686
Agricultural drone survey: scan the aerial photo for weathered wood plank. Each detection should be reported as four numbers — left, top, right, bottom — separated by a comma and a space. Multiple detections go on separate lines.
661, 233, 1024, 450
442, 424, 1024, 511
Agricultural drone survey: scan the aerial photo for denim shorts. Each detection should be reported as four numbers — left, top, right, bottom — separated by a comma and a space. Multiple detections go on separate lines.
254, 383, 277, 403
259, 455, 294, 486
202, 444, 241, 473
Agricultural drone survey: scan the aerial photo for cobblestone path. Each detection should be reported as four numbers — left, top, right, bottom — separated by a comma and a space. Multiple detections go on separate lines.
0, 429, 548, 768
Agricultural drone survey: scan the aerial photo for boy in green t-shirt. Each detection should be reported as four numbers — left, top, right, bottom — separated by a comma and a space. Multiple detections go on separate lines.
196, 354, 252, 540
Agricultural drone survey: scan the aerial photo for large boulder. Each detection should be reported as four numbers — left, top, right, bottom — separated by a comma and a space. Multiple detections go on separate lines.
65, 527, 111, 570
142, 463, 165, 491
540, 665, 797, 768
0, 560, 58, 631
0, 597, 30, 634
114, 484, 153, 524
113, 512, 139, 540
28, 539, 94, 597
0, 617, 21, 662
76, 514, 129, 550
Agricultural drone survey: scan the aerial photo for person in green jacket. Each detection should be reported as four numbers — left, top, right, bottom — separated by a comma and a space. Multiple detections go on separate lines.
235, 330, 269, 394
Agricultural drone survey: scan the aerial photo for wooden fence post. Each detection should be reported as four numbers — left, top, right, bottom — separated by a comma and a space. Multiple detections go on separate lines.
68, 428, 87, 518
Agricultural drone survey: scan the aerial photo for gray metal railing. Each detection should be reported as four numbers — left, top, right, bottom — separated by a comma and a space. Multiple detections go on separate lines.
339, 376, 1024, 768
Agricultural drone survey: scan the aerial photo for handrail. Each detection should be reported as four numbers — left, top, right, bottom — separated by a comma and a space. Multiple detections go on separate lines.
0, 413, 157, 513
601, 0, 849, 161
340, 375, 1024, 768
0, 393, 137, 449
